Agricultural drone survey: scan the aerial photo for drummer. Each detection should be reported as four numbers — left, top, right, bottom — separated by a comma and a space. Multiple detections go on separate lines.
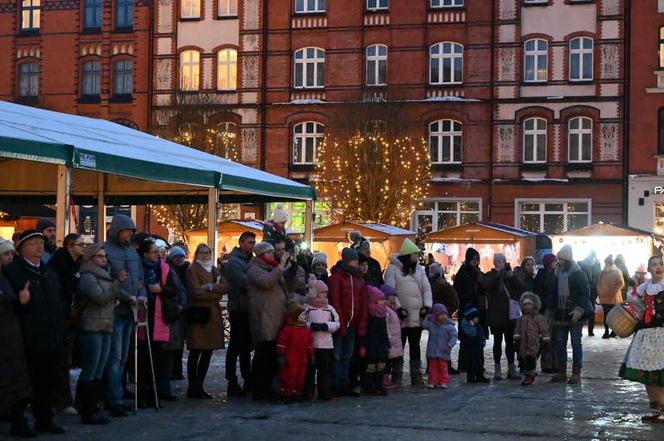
619, 255, 664, 423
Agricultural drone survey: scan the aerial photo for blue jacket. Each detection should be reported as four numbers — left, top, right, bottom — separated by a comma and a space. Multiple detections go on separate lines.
103, 215, 146, 318
423, 316, 458, 360
460, 318, 486, 341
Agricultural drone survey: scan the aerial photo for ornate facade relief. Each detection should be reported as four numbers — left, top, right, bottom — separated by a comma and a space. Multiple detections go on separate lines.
241, 128, 258, 162
600, 123, 619, 161
497, 125, 516, 162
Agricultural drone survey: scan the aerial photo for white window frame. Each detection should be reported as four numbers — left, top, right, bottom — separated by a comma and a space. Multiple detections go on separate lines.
569, 37, 593, 81
295, 0, 325, 14
429, 42, 463, 85
18, 62, 39, 97
181, 0, 201, 19
218, 0, 238, 17
217, 49, 237, 90
292, 122, 324, 165
367, 0, 388, 10
523, 38, 548, 83
568, 117, 593, 163
366, 44, 387, 86
294, 47, 325, 89
429, 119, 462, 164
522, 117, 547, 163
411, 198, 482, 234
515, 199, 591, 234
430, 0, 464, 7
179, 50, 200, 91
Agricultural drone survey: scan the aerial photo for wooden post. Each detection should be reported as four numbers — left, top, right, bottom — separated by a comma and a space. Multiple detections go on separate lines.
55, 164, 72, 247
304, 199, 314, 247
97, 173, 106, 243
207, 188, 219, 260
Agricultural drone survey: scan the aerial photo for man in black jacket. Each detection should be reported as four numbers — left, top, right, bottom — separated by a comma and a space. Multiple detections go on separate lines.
4, 230, 66, 434
351, 234, 383, 287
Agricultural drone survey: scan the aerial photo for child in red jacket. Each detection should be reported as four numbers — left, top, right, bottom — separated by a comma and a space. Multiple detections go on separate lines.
277, 302, 314, 403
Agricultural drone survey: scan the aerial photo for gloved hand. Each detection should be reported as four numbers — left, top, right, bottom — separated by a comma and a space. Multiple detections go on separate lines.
397, 307, 409, 320
309, 322, 329, 332
419, 307, 431, 319
358, 346, 366, 358
570, 307, 583, 324
201, 283, 214, 292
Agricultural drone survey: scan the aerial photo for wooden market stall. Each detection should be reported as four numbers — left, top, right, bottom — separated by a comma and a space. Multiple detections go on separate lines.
423, 221, 539, 274
312, 222, 417, 268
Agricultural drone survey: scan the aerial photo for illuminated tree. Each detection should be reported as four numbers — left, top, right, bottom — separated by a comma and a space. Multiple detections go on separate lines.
315, 103, 431, 227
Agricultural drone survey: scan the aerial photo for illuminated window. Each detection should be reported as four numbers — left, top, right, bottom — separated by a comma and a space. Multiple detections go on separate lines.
217, 49, 237, 90
412, 199, 481, 236
215, 122, 238, 159
218, 0, 238, 17
20, 0, 40, 30
181, 0, 201, 18
524, 39, 547, 82
659, 27, 664, 69
180, 50, 200, 91
517, 200, 590, 234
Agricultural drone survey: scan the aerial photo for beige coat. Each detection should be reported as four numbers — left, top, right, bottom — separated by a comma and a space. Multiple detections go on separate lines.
185, 261, 228, 350
246, 257, 291, 344
598, 266, 625, 305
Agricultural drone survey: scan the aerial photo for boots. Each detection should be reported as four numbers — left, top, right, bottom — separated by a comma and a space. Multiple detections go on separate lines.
521, 373, 536, 386
78, 382, 110, 425
375, 371, 388, 396
551, 362, 568, 383
507, 364, 520, 380
391, 359, 403, 386
568, 366, 582, 384
363, 371, 376, 394
227, 378, 246, 397
410, 360, 424, 386
493, 363, 502, 380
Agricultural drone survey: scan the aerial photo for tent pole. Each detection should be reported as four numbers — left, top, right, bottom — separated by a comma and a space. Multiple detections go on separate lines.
97, 173, 106, 243
207, 188, 219, 261
55, 164, 72, 247
304, 200, 314, 247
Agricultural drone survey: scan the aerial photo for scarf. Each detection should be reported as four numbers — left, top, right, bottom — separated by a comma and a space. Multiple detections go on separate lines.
306, 296, 329, 309
341, 263, 360, 277
142, 258, 160, 287
196, 259, 214, 273
557, 268, 570, 311
258, 254, 279, 268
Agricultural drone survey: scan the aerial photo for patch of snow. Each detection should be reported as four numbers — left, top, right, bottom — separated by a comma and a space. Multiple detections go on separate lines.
522, 178, 569, 182
360, 223, 416, 236
430, 177, 483, 183
286, 99, 326, 105
424, 96, 481, 102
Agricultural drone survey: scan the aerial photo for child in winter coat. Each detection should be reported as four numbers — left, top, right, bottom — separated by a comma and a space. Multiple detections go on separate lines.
423, 303, 458, 388
303, 279, 340, 401
460, 306, 489, 384
359, 286, 391, 395
514, 292, 550, 386
277, 302, 314, 404
380, 284, 404, 389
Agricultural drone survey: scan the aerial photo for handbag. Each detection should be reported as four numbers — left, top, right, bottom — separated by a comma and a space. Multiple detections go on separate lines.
185, 306, 210, 324
509, 298, 522, 320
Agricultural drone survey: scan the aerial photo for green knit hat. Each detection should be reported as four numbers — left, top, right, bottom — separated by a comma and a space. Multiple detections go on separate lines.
399, 238, 419, 256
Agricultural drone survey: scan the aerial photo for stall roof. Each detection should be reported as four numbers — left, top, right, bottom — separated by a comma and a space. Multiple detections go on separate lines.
313, 222, 416, 242
557, 223, 663, 238
186, 220, 300, 235
424, 221, 537, 244
0, 101, 315, 203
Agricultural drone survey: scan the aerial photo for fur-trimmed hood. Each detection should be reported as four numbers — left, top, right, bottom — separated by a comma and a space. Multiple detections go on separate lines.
519, 291, 541, 311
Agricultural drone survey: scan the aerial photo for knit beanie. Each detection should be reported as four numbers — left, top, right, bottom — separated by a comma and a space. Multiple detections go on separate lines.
464, 306, 480, 321
0, 237, 14, 255
367, 285, 385, 304
465, 247, 480, 264
399, 238, 419, 256
36, 218, 56, 232
542, 253, 557, 269
429, 262, 443, 279
432, 303, 448, 316
16, 229, 45, 251
83, 243, 104, 262
168, 246, 186, 262
341, 247, 359, 264
312, 252, 328, 266
272, 204, 288, 224
557, 244, 574, 262
379, 283, 397, 298
254, 241, 274, 256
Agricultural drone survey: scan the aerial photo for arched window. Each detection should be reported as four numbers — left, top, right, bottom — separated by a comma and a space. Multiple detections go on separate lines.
295, 0, 325, 13
181, 0, 200, 18
569, 37, 593, 81
294, 48, 325, 89
367, 0, 388, 10
113, 59, 133, 95
217, 49, 237, 90
366, 44, 387, 86
215, 122, 238, 159
81, 60, 101, 96
524, 39, 548, 82
429, 42, 463, 85
292, 122, 324, 164
18, 63, 39, 97
522, 117, 547, 163
429, 119, 462, 164
180, 50, 200, 91
568, 117, 592, 162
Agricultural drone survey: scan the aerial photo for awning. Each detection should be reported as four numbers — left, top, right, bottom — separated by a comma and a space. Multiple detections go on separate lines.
558, 222, 663, 239
424, 221, 537, 244
313, 222, 416, 242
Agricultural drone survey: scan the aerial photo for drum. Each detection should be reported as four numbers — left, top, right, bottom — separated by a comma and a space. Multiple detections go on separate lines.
605, 304, 638, 338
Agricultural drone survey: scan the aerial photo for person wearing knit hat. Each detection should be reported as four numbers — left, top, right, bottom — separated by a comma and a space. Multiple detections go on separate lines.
254, 241, 275, 256
422, 303, 457, 388
0, 237, 15, 266
341, 247, 359, 265
383, 238, 432, 386
379, 282, 405, 389
350, 233, 384, 287
460, 305, 489, 384
557, 244, 574, 263
36, 218, 57, 263
360, 286, 390, 395
167, 246, 186, 262
276, 301, 314, 403
311, 252, 329, 285
533, 252, 558, 373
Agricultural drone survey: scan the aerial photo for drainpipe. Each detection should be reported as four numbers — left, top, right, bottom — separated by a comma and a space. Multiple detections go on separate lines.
488, 0, 496, 222
147, 0, 155, 133
259, 0, 269, 220
622, 0, 631, 225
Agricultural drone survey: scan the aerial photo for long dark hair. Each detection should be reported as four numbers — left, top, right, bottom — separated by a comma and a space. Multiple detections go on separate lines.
397, 254, 416, 276
63, 233, 81, 249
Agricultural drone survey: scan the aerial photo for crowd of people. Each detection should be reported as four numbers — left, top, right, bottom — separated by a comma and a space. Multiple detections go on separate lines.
1, 209, 664, 438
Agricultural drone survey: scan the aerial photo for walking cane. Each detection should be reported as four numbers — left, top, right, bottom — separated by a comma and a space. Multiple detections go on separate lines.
133, 302, 160, 414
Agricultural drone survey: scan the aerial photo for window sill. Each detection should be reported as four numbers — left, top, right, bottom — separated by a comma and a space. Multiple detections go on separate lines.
523, 1, 551, 7
109, 94, 133, 103
18, 29, 39, 37
216, 89, 238, 93
290, 164, 316, 172
14, 96, 40, 105
520, 162, 548, 171
565, 162, 593, 171
293, 87, 325, 91
81, 28, 102, 35
216, 15, 238, 20
432, 163, 463, 171
179, 17, 201, 22
428, 6, 465, 11
365, 9, 389, 14
79, 95, 101, 104
568, 80, 594, 85
177, 89, 201, 94
522, 81, 548, 86
292, 12, 326, 17
112, 27, 134, 34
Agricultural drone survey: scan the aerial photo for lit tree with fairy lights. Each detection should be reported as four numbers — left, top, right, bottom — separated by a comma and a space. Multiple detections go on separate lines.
314, 103, 431, 227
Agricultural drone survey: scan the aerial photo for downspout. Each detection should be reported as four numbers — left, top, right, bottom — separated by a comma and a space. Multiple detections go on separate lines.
260, 0, 268, 172
147, 0, 155, 133
622, 0, 631, 225
487, 0, 496, 222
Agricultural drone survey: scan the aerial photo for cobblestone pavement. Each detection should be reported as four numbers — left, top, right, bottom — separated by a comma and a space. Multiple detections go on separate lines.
3, 334, 663, 441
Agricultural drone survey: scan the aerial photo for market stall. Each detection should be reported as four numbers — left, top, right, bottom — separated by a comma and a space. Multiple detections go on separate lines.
423, 221, 541, 274
312, 222, 416, 268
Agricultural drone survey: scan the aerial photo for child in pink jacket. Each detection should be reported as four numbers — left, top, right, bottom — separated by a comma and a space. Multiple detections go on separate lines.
380, 284, 404, 388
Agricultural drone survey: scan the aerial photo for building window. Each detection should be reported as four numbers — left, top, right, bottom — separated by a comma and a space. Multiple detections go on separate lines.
429, 120, 462, 164
659, 27, 664, 69
180, 50, 200, 91
523, 117, 547, 163
568, 117, 592, 162
18, 63, 39, 97
367, 0, 388, 10
215, 122, 238, 159
524, 39, 547, 82
84, 0, 102, 29
218, 0, 238, 17
569, 37, 593, 81
113, 59, 133, 95
217, 49, 237, 90
429, 42, 463, 85
294, 48, 325, 89
267, 202, 332, 231
292, 122, 324, 165
295, 0, 325, 13
20, 0, 40, 31
430, 0, 463, 7
115, 0, 134, 28
181, 0, 201, 18
366, 44, 387, 86
517, 200, 590, 234
412, 199, 481, 236
82, 60, 101, 96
